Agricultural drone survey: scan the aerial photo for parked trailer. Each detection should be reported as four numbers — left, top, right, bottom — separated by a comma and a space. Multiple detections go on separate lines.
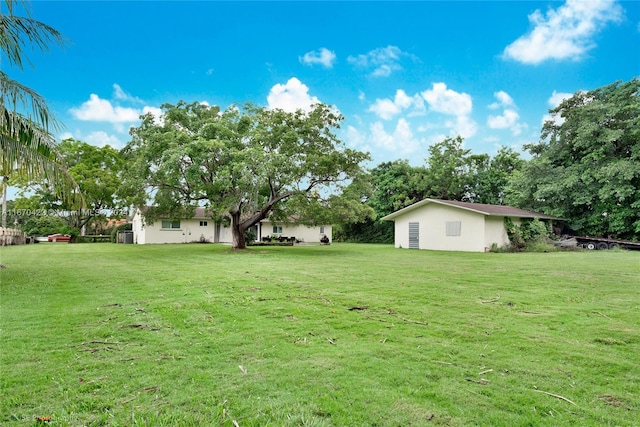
574, 236, 640, 251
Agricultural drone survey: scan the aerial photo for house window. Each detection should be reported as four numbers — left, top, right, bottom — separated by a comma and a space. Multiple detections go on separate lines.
319, 226, 325, 234
199, 221, 208, 227
273, 225, 283, 234
161, 220, 181, 229
445, 221, 461, 236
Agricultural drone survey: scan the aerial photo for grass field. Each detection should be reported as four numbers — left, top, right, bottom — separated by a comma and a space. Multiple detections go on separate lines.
1, 243, 638, 426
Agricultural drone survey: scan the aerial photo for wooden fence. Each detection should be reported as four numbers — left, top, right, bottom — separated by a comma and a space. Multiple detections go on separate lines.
0, 227, 27, 246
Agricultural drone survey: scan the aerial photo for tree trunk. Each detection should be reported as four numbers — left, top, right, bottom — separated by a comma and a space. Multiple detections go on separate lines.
231, 211, 247, 249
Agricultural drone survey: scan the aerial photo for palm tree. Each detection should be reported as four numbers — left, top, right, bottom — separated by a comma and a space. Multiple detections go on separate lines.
1, 0, 79, 229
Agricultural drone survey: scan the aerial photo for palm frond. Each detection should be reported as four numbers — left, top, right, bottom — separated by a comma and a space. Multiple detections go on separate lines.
0, 2, 66, 70
0, 70, 59, 131
0, 0, 80, 207
0, 109, 81, 205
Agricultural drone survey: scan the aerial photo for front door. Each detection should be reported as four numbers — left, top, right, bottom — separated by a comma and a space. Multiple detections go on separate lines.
408, 222, 419, 249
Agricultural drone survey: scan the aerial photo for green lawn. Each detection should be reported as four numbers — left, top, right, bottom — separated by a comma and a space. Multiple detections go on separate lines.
1, 243, 638, 426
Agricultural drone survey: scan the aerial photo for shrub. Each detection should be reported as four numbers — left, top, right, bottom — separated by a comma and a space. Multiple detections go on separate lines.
19, 215, 68, 236
244, 227, 257, 243
489, 243, 506, 253
504, 218, 554, 252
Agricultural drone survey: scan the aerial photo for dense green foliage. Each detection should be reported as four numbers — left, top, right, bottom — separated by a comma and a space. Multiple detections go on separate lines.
503, 217, 553, 252
339, 79, 638, 243
17, 138, 125, 232
122, 102, 371, 249
5, 195, 68, 236
1, 243, 638, 426
59, 139, 124, 228
337, 140, 524, 243
335, 159, 417, 242
19, 214, 68, 236
507, 79, 640, 239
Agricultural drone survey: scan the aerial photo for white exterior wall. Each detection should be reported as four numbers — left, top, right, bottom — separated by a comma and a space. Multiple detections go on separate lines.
484, 216, 509, 249
132, 210, 145, 244
483, 216, 523, 249
259, 221, 331, 243
393, 204, 487, 252
133, 211, 230, 244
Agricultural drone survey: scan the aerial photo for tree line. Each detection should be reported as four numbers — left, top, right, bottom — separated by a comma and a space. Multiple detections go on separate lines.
9, 77, 639, 246
3, 1, 638, 248
337, 78, 640, 243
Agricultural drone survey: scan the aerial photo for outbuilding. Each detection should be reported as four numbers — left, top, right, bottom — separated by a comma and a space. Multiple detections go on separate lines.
381, 198, 558, 252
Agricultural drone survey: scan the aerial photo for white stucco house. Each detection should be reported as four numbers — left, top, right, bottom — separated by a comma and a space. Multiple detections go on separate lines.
132, 207, 230, 244
257, 219, 331, 243
381, 198, 558, 252
132, 207, 331, 245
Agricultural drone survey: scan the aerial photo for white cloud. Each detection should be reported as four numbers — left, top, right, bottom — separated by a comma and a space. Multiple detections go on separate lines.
503, 0, 623, 64
542, 90, 576, 127
447, 115, 478, 139
299, 47, 336, 68
370, 119, 423, 154
85, 131, 124, 148
488, 109, 521, 132
57, 130, 124, 148
368, 89, 424, 120
489, 90, 514, 109
421, 83, 476, 138
143, 106, 164, 125
70, 94, 141, 123
344, 125, 367, 150
548, 90, 574, 108
112, 84, 144, 104
267, 77, 320, 112
59, 131, 74, 141
348, 45, 415, 77
421, 83, 472, 116
486, 91, 525, 136
371, 64, 393, 78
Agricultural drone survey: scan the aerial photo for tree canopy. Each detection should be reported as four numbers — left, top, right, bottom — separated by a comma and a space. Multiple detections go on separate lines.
17, 138, 125, 233
506, 79, 640, 239
334, 141, 524, 243
122, 101, 372, 249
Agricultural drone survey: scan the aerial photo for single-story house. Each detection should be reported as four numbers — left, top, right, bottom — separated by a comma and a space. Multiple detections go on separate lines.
257, 219, 331, 243
132, 207, 229, 244
132, 207, 331, 244
381, 198, 559, 252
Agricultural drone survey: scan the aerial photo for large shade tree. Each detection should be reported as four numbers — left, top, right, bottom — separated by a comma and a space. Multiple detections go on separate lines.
507, 79, 640, 239
122, 101, 372, 249
0, 0, 78, 228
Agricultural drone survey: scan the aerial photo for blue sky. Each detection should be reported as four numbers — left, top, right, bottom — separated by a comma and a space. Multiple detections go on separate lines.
9, 0, 640, 168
